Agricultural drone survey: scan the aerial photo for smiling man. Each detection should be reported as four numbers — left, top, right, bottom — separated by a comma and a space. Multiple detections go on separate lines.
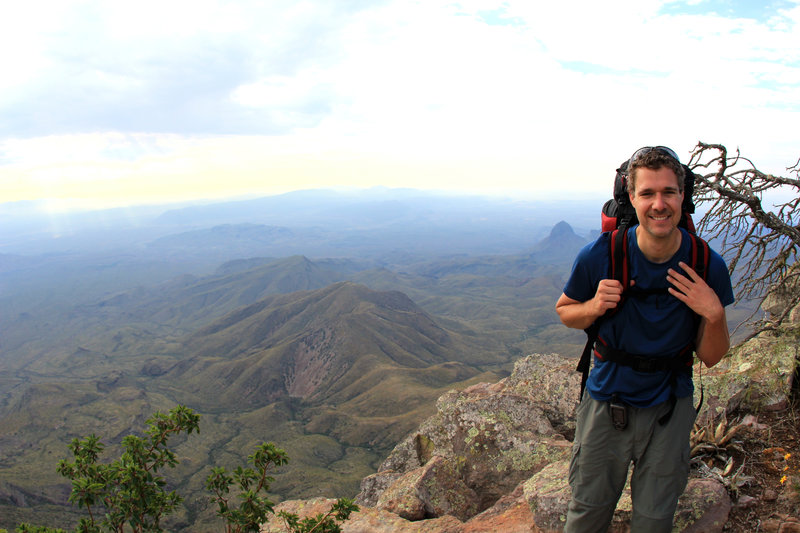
555, 146, 734, 532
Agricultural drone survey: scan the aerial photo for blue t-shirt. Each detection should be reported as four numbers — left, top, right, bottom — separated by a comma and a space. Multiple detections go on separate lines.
563, 226, 734, 407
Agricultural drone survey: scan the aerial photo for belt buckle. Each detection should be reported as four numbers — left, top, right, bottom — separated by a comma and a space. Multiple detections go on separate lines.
636, 355, 658, 372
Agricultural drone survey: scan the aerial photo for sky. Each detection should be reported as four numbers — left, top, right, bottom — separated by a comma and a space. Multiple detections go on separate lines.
1, 0, 799, 210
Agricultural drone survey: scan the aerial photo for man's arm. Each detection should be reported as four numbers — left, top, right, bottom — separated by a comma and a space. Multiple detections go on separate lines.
667, 261, 730, 367
555, 279, 625, 330
694, 313, 730, 367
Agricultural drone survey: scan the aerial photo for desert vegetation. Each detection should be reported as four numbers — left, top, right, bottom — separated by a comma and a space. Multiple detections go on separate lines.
13, 405, 357, 533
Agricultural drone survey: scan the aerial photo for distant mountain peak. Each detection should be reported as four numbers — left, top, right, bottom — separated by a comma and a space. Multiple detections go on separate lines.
529, 220, 587, 262
549, 221, 575, 238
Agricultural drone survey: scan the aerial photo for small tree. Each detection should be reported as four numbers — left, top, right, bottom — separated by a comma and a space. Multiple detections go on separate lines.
18, 405, 357, 533
205, 443, 288, 532
206, 442, 358, 533
689, 142, 800, 336
52, 405, 201, 533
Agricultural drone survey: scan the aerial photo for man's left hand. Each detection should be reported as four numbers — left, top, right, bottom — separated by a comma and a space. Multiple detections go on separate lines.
666, 261, 725, 322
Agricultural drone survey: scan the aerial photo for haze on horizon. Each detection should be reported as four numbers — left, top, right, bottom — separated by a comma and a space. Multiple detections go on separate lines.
1, 0, 799, 211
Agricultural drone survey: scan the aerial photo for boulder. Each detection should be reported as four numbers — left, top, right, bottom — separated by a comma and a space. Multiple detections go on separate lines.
673, 478, 732, 533
376, 455, 479, 521
362, 354, 576, 511
261, 497, 464, 533
356, 471, 402, 507
523, 460, 572, 532
462, 483, 537, 532
698, 331, 797, 422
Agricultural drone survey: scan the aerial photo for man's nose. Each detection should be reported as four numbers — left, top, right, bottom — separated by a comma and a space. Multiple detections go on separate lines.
653, 193, 667, 209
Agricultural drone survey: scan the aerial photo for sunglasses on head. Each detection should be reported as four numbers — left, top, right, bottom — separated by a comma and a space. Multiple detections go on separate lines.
629, 146, 681, 164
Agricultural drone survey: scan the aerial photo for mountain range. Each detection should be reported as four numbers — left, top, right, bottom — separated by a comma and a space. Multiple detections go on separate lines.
0, 188, 751, 530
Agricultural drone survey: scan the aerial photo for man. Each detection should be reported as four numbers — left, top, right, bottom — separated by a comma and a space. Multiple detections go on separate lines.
555, 146, 734, 532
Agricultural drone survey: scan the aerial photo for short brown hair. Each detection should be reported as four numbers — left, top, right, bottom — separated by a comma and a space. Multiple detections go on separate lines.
627, 150, 685, 194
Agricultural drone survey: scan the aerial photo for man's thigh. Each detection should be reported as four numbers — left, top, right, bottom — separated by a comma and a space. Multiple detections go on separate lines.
630, 395, 696, 521
569, 395, 633, 508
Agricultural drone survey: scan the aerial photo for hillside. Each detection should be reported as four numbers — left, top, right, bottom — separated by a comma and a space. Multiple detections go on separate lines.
164, 281, 505, 411
0, 281, 506, 531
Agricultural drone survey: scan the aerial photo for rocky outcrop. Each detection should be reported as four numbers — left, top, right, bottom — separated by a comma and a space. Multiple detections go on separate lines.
762, 265, 800, 326
376, 455, 479, 521
261, 334, 798, 533
697, 326, 798, 421
362, 354, 577, 514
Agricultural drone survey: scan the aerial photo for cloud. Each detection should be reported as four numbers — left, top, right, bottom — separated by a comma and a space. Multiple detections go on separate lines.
0, 1, 377, 137
0, 0, 798, 204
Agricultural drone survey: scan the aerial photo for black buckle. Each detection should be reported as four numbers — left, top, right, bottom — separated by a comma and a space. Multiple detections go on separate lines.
609, 399, 628, 431
632, 355, 660, 373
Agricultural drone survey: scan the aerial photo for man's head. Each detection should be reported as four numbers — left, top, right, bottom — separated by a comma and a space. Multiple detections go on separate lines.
626, 146, 684, 195
627, 146, 685, 242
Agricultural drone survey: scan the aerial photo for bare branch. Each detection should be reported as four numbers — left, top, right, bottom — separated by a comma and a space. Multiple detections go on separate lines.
689, 142, 800, 334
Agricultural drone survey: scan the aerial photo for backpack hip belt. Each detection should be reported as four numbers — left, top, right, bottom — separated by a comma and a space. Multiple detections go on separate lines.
593, 336, 700, 426
593, 338, 694, 373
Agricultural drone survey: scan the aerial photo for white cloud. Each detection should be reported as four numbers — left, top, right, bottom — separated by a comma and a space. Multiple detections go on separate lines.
0, 0, 798, 203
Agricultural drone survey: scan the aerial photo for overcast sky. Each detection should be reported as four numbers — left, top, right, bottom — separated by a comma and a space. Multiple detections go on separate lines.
1, 0, 798, 210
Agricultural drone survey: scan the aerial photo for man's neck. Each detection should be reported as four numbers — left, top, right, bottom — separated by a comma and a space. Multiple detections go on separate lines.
635, 226, 683, 263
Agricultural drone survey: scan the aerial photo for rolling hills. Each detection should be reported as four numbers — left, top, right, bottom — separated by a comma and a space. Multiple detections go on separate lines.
0, 190, 609, 530
0, 274, 527, 530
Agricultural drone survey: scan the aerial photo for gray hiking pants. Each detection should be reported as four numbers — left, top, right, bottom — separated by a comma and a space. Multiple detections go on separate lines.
563, 393, 696, 533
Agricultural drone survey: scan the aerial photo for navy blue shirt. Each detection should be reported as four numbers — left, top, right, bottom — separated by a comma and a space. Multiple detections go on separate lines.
564, 226, 734, 407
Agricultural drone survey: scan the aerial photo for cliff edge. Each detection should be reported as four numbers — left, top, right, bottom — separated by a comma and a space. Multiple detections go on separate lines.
263, 321, 799, 532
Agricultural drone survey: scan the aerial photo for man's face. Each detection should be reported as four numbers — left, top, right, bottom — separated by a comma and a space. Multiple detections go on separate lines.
628, 166, 684, 240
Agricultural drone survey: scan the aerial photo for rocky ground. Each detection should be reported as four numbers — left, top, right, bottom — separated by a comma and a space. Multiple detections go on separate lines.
261, 325, 800, 533
722, 404, 800, 532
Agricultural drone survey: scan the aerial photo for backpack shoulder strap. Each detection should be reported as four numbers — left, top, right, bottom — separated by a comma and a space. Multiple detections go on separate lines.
577, 322, 598, 400
577, 227, 631, 399
609, 226, 631, 295
688, 232, 710, 281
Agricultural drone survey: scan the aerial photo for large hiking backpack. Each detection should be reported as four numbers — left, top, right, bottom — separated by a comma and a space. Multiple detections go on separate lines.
576, 158, 711, 411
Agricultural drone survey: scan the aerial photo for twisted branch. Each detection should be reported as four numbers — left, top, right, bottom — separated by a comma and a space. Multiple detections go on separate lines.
689, 142, 800, 336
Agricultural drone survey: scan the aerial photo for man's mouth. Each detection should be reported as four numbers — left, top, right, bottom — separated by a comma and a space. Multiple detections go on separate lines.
649, 214, 671, 221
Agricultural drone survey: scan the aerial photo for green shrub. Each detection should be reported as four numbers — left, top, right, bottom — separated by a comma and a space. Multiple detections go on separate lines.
18, 405, 357, 533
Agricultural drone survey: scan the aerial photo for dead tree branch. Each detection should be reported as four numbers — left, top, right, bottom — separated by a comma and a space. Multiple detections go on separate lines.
689, 142, 800, 337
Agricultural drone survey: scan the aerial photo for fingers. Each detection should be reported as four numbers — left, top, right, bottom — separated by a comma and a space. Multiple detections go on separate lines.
596, 279, 624, 299
674, 261, 698, 280
666, 270, 688, 293
666, 262, 721, 319
667, 262, 699, 291
593, 279, 624, 313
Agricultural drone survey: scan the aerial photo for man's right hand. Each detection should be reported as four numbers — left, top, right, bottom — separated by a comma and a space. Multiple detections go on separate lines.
555, 279, 629, 330
590, 279, 625, 315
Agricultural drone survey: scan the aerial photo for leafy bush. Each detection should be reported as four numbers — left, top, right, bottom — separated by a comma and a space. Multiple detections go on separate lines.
17, 405, 357, 533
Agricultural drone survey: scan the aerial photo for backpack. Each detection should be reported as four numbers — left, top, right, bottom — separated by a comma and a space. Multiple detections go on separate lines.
576, 159, 711, 419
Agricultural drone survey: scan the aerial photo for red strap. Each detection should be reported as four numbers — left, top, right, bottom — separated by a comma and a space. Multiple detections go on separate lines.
601, 214, 617, 233
609, 228, 629, 288
688, 233, 710, 281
